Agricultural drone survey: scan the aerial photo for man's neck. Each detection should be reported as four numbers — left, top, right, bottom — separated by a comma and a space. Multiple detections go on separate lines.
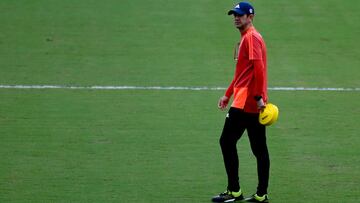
239, 24, 253, 35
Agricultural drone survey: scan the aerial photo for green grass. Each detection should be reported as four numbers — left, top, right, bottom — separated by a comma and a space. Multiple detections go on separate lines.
0, 0, 360, 202
0, 90, 359, 202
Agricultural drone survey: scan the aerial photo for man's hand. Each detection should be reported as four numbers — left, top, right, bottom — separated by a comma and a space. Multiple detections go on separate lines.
218, 96, 230, 110
256, 98, 266, 110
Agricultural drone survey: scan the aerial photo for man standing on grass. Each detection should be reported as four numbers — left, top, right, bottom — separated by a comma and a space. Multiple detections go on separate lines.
211, 2, 270, 203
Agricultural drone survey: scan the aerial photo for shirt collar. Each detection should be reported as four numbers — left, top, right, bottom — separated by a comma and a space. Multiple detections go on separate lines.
241, 25, 255, 36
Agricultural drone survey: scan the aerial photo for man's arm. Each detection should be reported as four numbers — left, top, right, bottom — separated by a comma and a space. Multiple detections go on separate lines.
218, 78, 235, 110
253, 60, 266, 109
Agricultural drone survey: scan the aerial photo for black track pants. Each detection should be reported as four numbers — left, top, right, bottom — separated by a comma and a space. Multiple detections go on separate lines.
219, 107, 270, 195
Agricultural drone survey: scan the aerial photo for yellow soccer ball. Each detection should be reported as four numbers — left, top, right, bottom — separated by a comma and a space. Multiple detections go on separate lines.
259, 103, 279, 126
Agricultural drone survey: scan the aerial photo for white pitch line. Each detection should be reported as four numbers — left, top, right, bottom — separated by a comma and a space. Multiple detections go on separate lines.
268, 87, 360, 91
0, 85, 359, 91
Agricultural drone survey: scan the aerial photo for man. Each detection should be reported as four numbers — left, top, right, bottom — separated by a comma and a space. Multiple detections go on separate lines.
211, 2, 270, 203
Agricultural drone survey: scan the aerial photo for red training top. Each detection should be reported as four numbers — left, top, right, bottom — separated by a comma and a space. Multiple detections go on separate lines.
225, 26, 268, 113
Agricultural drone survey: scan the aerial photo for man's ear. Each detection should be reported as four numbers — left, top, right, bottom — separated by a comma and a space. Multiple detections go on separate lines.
248, 14, 255, 21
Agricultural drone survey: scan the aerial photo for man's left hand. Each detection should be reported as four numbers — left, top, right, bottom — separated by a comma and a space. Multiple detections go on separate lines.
257, 98, 266, 110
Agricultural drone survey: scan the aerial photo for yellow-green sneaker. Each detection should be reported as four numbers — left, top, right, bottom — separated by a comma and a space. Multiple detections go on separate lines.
211, 189, 244, 202
244, 194, 269, 202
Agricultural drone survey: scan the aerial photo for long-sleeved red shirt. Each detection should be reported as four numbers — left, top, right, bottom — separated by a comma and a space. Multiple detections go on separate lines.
225, 26, 267, 113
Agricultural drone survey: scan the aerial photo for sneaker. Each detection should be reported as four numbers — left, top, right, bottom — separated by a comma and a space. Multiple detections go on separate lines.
244, 194, 269, 202
211, 189, 244, 202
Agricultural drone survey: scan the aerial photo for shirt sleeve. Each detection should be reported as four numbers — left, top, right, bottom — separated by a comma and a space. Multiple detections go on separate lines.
225, 78, 235, 98
253, 60, 265, 99
248, 34, 263, 60
248, 33, 265, 98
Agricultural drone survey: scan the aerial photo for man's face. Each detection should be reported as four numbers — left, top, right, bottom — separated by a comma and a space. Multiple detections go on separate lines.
233, 14, 252, 29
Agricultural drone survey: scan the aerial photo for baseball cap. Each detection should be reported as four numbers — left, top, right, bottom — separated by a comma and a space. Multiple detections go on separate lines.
228, 2, 255, 16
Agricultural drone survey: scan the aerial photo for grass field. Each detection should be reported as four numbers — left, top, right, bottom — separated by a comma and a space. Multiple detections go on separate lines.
1, 0, 360, 202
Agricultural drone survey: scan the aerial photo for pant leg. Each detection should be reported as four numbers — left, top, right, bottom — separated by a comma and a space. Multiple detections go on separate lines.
219, 108, 246, 192
246, 113, 270, 195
